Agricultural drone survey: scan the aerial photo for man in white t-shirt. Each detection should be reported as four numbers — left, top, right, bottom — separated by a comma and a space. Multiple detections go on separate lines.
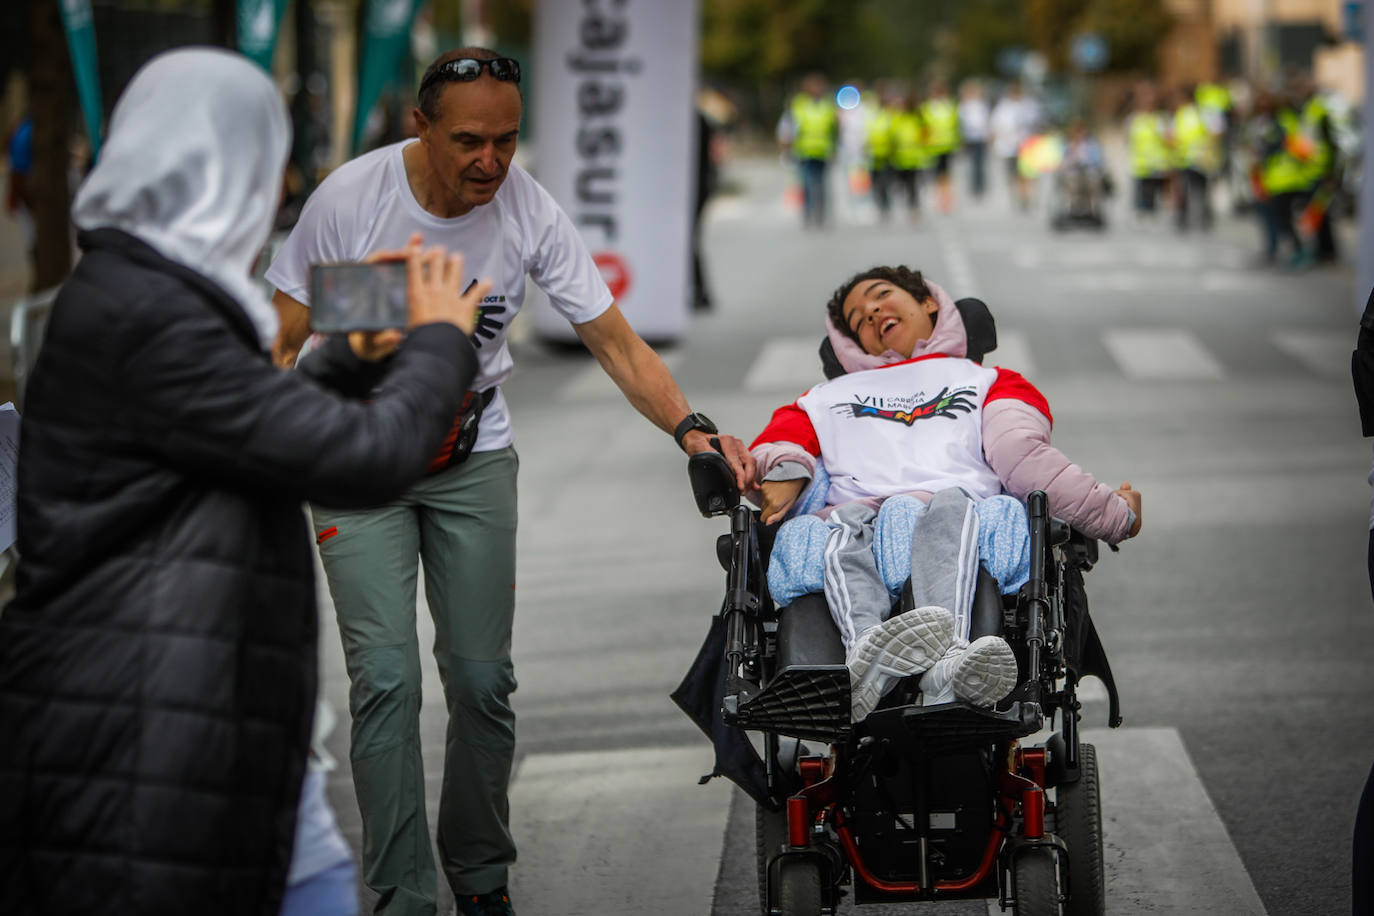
266, 48, 754, 916
989, 83, 1040, 211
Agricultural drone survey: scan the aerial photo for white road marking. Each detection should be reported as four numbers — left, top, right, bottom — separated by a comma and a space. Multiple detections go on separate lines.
941, 238, 978, 299
1075, 727, 1269, 914
981, 726, 1267, 915
560, 351, 684, 400
508, 746, 732, 916
742, 337, 826, 392
1102, 329, 1225, 380
986, 329, 1035, 376
1012, 246, 1043, 269
504, 728, 1266, 915
1271, 329, 1353, 379
1201, 271, 1270, 293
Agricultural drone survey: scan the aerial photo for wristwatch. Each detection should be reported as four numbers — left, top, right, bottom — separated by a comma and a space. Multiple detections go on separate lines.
673, 412, 718, 450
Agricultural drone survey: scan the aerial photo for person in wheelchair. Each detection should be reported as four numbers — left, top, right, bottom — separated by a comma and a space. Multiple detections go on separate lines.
1051, 119, 1112, 229
749, 266, 1142, 722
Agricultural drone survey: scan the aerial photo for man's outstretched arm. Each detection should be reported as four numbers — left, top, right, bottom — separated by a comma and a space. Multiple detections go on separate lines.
573, 304, 756, 489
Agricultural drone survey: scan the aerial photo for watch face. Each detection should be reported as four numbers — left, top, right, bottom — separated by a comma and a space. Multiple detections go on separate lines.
676, 412, 717, 447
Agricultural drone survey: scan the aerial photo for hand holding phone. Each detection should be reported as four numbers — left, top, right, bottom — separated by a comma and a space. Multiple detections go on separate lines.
309, 260, 409, 333
308, 235, 490, 348
404, 243, 489, 335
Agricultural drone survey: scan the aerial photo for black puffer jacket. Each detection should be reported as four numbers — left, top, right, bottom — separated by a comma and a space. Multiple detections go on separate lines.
0, 228, 477, 916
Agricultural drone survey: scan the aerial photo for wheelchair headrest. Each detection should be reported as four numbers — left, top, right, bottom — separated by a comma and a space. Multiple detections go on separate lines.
819, 297, 999, 379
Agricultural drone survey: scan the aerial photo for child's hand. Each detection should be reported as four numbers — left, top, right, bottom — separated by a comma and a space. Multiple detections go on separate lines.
761, 478, 807, 526
1116, 481, 1142, 537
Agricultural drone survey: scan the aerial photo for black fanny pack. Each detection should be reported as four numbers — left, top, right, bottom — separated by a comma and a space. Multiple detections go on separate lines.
431, 388, 497, 473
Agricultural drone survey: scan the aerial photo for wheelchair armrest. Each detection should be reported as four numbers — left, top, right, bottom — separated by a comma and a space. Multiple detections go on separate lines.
1048, 518, 1100, 570
1064, 528, 1100, 570
688, 450, 740, 517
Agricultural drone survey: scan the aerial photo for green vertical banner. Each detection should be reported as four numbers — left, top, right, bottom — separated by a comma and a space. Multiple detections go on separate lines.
238, 0, 289, 71
58, 0, 104, 160
351, 0, 422, 155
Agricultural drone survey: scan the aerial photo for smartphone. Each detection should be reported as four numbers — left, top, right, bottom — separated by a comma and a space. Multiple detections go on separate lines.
309, 261, 409, 333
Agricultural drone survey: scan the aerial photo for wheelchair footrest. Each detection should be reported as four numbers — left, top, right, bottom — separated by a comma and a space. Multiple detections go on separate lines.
727, 664, 851, 743
861, 700, 1042, 753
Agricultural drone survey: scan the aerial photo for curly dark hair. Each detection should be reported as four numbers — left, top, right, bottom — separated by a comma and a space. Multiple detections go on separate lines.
826, 266, 933, 343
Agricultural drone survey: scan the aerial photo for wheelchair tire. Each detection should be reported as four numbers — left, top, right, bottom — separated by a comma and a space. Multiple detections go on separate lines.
754, 803, 788, 915
1012, 847, 1065, 916
776, 858, 823, 915
1056, 743, 1106, 916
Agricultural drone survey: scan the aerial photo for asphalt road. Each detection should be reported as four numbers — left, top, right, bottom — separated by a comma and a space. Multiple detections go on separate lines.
313, 148, 1373, 916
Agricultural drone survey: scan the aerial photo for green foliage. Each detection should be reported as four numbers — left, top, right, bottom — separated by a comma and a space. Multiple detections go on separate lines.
486, 0, 532, 48
1024, 0, 1091, 72
1077, 0, 1173, 74
701, 0, 1172, 89
951, 0, 1025, 78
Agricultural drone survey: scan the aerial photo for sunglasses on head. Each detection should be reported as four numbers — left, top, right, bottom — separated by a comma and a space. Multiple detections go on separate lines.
419, 57, 522, 95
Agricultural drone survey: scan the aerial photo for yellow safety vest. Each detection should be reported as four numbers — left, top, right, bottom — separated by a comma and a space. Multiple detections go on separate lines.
1299, 95, 1333, 181
1195, 82, 1231, 118
790, 94, 837, 161
920, 97, 959, 155
1127, 112, 1169, 178
866, 107, 894, 167
1261, 109, 1312, 195
889, 110, 929, 170
1174, 103, 1219, 173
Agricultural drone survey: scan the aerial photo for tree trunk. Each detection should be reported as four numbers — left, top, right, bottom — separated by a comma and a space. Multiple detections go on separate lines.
28, 0, 74, 292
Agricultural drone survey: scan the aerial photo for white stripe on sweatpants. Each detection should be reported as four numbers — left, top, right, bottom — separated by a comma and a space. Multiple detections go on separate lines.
952, 496, 978, 640
907, 489, 981, 642
823, 523, 858, 649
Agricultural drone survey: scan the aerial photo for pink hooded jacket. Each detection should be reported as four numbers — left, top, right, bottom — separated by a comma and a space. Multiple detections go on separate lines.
750, 280, 1134, 545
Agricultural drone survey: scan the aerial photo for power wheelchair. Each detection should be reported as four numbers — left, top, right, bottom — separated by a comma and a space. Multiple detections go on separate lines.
673, 302, 1123, 916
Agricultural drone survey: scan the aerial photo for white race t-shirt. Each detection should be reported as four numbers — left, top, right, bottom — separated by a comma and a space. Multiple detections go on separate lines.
791, 357, 1006, 504
265, 141, 614, 452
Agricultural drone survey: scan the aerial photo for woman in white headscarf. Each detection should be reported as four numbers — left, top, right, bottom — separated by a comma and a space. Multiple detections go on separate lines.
0, 47, 487, 916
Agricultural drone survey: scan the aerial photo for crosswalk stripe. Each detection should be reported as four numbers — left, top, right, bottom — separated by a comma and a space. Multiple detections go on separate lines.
741, 336, 825, 392
987, 329, 1035, 376
1270, 329, 1353, 379
941, 239, 978, 299
1080, 726, 1268, 914
504, 728, 1265, 915
1102, 329, 1225, 380
733, 323, 1350, 399
561, 351, 684, 400
508, 746, 732, 915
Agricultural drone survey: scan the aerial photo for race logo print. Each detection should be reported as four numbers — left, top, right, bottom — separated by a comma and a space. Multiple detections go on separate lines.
464, 281, 508, 347
833, 386, 977, 426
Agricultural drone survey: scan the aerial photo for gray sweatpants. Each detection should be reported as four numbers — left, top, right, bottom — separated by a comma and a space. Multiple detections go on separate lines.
822, 488, 980, 652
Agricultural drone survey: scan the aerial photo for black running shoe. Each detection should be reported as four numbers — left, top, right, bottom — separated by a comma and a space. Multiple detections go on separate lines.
456, 887, 514, 916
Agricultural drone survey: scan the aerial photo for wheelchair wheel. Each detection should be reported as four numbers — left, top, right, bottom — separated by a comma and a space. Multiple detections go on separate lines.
776, 858, 823, 915
1056, 743, 1105, 916
754, 803, 788, 915
1012, 847, 1065, 916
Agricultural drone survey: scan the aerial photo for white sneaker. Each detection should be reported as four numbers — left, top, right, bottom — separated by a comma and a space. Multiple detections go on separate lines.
847, 605, 956, 722
918, 635, 1019, 707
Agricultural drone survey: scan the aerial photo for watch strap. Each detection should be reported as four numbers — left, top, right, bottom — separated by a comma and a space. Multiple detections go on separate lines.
673, 412, 716, 449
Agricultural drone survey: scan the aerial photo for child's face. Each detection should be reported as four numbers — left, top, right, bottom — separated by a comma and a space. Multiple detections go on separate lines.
841, 280, 940, 358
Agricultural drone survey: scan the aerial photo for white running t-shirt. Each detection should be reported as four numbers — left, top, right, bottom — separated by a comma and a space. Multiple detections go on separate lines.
265, 141, 614, 453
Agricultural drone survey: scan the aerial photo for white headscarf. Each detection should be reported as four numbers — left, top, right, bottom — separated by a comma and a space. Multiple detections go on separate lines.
72, 47, 290, 350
